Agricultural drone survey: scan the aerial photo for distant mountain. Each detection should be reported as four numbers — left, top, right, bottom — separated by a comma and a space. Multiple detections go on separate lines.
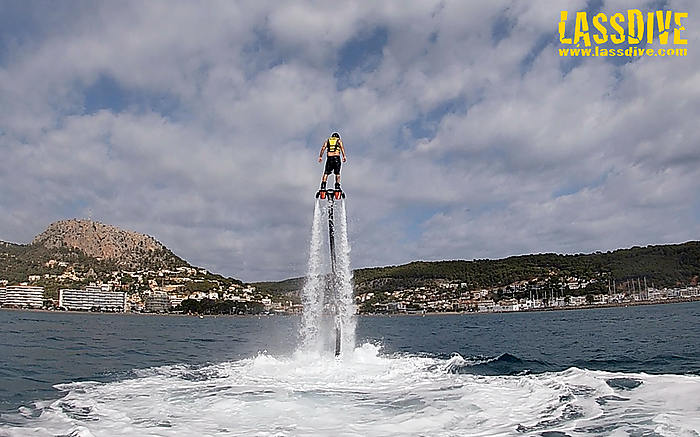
32, 219, 187, 270
0, 219, 191, 286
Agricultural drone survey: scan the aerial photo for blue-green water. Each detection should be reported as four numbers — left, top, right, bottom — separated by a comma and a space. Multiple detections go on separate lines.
1, 302, 699, 436
363, 302, 700, 375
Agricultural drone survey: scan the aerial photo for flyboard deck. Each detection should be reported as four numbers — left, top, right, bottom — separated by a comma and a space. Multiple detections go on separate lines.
315, 188, 345, 200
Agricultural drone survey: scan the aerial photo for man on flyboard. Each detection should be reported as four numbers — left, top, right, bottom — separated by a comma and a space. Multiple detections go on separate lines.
317, 132, 347, 199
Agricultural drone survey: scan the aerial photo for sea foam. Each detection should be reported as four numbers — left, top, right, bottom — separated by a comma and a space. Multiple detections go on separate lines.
2, 345, 699, 436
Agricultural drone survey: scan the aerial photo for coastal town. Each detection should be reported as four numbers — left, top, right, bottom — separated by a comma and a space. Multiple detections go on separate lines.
2, 266, 699, 315
0, 264, 286, 314
2, 220, 699, 316
356, 279, 700, 314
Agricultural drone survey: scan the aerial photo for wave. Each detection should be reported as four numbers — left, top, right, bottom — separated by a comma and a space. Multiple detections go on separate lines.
1, 344, 699, 437
443, 352, 553, 375
440, 351, 700, 377
574, 353, 700, 375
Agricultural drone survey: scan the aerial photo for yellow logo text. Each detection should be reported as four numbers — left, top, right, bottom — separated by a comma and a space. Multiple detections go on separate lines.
559, 10, 688, 47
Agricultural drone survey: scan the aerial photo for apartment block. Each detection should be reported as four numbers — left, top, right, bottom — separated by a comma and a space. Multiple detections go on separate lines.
144, 292, 171, 312
59, 285, 127, 312
3, 285, 44, 308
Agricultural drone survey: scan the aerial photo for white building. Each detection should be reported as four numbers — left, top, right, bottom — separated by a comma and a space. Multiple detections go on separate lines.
477, 299, 495, 312
569, 296, 588, 306
169, 295, 185, 307
144, 292, 171, 312
4, 285, 44, 308
496, 299, 520, 312
59, 285, 127, 312
0, 287, 6, 304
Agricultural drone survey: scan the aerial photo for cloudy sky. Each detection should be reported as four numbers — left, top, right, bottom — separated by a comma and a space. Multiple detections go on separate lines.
1, 1, 698, 282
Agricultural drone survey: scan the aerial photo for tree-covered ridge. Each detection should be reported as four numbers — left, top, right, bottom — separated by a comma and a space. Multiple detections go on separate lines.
251, 277, 305, 296
258, 241, 700, 297
361, 242, 700, 292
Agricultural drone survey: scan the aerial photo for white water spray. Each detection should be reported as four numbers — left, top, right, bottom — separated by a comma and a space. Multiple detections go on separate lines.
299, 198, 355, 355
335, 201, 356, 352
299, 201, 326, 351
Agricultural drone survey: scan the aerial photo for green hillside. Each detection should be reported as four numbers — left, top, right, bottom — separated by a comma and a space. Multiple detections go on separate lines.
257, 241, 700, 297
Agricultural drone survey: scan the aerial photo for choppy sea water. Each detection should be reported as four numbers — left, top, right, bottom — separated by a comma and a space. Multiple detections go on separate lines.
1, 302, 699, 436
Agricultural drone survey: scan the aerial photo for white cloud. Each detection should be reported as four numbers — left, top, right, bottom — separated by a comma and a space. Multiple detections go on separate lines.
1, 0, 699, 281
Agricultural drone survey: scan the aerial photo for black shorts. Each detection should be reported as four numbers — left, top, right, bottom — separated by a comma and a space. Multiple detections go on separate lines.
324, 155, 342, 175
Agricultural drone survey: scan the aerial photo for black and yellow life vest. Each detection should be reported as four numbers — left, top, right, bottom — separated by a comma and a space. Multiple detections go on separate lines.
327, 137, 340, 153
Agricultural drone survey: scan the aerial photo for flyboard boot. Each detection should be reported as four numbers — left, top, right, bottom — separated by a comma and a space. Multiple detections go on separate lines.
334, 182, 345, 200
316, 181, 327, 199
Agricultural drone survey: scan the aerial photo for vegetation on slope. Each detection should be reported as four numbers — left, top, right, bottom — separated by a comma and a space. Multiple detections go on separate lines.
257, 241, 700, 297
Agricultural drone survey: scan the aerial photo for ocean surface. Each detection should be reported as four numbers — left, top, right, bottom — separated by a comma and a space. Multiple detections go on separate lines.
1, 302, 699, 436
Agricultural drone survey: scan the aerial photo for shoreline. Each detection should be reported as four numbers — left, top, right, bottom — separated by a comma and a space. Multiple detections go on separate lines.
2, 296, 699, 318
360, 296, 700, 316
0, 307, 268, 318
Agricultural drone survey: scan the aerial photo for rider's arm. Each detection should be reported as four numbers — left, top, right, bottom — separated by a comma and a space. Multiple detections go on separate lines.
319, 141, 327, 161
339, 140, 347, 160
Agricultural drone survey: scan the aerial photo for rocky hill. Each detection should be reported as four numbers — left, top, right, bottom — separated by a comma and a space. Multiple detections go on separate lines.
1, 219, 248, 301
0, 219, 191, 288
32, 219, 185, 269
